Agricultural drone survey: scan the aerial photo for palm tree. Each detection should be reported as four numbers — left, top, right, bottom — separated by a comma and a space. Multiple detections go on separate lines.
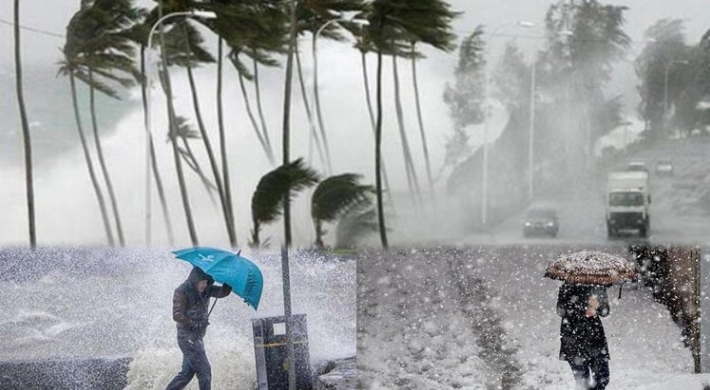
405, 0, 458, 202
249, 158, 319, 248
65, 0, 143, 247
13, 0, 36, 248
351, 24, 396, 211
310, 173, 373, 248
155, 2, 200, 246
296, 0, 367, 174
363, 0, 409, 248
59, 4, 121, 246
127, 18, 175, 245
161, 19, 238, 247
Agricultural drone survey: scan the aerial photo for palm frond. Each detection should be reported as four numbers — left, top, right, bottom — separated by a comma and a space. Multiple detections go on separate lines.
251, 158, 320, 227
311, 173, 374, 223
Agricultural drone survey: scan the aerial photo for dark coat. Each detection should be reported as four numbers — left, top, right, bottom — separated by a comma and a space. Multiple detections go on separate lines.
172, 267, 232, 338
557, 283, 610, 362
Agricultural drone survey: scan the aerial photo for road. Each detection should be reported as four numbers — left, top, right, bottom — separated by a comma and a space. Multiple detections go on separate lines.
444, 137, 710, 246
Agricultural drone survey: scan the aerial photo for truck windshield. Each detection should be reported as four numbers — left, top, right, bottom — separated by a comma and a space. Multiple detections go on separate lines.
609, 192, 644, 206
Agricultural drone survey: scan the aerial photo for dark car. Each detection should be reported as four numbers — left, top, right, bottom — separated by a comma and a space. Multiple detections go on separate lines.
523, 207, 559, 238
626, 161, 650, 174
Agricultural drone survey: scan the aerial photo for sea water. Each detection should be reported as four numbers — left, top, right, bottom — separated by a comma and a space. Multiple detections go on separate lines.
0, 246, 355, 389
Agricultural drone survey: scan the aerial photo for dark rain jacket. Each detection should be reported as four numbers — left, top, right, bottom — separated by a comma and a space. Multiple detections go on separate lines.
557, 283, 610, 362
172, 267, 232, 338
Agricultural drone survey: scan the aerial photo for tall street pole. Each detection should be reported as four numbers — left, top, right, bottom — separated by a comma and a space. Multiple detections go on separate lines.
528, 59, 536, 200
281, 0, 298, 387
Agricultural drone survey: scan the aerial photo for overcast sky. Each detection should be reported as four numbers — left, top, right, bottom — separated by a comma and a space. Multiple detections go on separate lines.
1, 0, 709, 66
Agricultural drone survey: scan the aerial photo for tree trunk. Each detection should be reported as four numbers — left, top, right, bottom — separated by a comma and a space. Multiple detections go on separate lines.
70, 73, 114, 246
253, 59, 275, 164
411, 43, 435, 202
140, 46, 174, 246
88, 69, 125, 246
185, 63, 235, 247
392, 55, 422, 208
236, 57, 273, 164
314, 219, 324, 249
182, 25, 234, 247
311, 33, 332, 174
295, 42, 326, 171
375, 50, 388, 248
217, 39, 237, 249
159, 5, 198, 246
14, 0, 36, 248
361, 51, 395, 212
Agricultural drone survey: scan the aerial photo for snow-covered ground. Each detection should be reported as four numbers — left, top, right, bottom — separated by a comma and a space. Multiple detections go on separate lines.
358, 245, 710, 389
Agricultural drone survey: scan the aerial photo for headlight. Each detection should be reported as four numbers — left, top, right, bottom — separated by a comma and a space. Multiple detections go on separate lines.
547, 222, 554, 227
524, 222, 531, 227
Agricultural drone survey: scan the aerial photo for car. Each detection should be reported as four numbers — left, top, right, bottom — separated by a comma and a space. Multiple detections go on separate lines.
523, 207, 559, 238
626, 161, 650, 174
655, 159, 674, 176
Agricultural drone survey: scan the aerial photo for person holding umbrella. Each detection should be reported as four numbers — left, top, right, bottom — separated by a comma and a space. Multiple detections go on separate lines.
557, 282, 610, 390
545, 250, 637, 390
166, 266, 232, 390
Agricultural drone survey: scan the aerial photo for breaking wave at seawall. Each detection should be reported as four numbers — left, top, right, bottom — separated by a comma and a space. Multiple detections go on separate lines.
0, 246, 355, 389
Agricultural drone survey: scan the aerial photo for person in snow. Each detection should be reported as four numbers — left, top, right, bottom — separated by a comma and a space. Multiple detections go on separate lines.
166, 267, 232, 390
557, 282, 610, 390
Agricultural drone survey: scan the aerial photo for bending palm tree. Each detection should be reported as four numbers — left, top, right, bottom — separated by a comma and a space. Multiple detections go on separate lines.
406, 0, 458, 202
310, 174, 373, 249
352, 29, 396, 211
250, 158, 319, 248
66, 0, 144, 247
14, 0, 36, 247
163, 19, 237, 247
138, 42, 174, 245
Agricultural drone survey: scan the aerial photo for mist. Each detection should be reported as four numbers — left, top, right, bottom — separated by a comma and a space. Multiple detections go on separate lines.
1, 0, 709, 248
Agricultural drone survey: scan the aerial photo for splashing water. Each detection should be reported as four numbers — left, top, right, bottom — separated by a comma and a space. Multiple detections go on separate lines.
0, 246, 355, 389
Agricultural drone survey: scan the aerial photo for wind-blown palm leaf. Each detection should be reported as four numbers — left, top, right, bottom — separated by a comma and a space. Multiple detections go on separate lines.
311, 174, 373, 223
161, 20, 215, 67
250, 158, 319, 247
252, 158, 320, 226
169, 115, 200, 140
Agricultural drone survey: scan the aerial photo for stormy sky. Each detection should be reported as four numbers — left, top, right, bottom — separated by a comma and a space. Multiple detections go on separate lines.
1, 0, 709, 66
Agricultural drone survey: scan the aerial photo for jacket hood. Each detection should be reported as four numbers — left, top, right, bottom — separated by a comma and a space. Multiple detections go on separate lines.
187, 267, 215, 288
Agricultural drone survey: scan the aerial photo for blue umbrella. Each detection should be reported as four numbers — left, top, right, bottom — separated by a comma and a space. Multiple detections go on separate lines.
172, 247, 263, 310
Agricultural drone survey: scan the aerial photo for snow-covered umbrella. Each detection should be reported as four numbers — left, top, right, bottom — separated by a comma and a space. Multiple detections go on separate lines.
545, 251, 638, 297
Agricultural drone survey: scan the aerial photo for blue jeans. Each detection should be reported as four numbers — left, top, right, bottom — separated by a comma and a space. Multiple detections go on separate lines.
166, 334, 212, 390
568, 356, 609, 390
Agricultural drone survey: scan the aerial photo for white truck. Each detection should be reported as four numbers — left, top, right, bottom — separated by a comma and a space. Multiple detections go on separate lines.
606, 171, 651, 238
